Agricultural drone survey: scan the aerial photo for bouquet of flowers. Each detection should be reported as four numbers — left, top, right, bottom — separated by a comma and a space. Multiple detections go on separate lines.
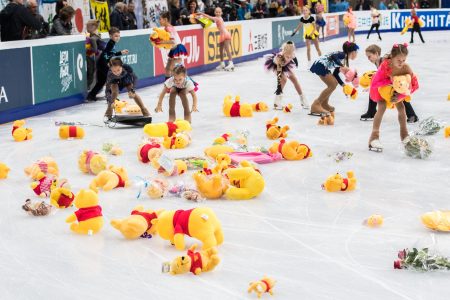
403, 136, 432, 159
413, 117, 445, 136
394, 248, 450, 271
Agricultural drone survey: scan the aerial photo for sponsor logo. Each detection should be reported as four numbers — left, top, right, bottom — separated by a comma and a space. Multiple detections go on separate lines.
122, 54, 138, 65
182, 35, 200, 64
59, 50, 73, 93
248, 30, 268, 53
0, 86, 8, 103
391, 11, 450, 29
277, 24, 294, 43
76, 53, 84, 81
206, 26, 241, 63
326, 15, 339, 36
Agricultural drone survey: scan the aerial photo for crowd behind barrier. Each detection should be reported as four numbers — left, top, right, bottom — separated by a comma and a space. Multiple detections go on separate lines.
0, 8, 449, 124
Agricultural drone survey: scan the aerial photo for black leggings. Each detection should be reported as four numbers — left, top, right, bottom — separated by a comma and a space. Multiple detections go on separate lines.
87, 66, 107, 99
365, 98, 417, 118
410, 23, 425, 43
367, 23, 381, 39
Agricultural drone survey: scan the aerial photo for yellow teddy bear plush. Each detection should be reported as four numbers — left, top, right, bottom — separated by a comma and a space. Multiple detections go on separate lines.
322, 171, 357, 192
24, 156, 59, 181
269, 139, 312, 160
163, 132, 191, 149
359, 70, 376, 89
66, 189, 104, 235
193, 173, 227, 199
144, 119, 192, 137
204, 144, 234, 160
150, 207, 224, 250
379, 74, 412, 108
248, 276, 276, 298
149, 27, 172, 49
266, 117, 290, 140
12, 120, 32, 142
90, 165, 131, 192
78, 150, 108, 175
252, 102, 269, 112
0, 162, 10, 179
224, 161, 265, 200
223, 95, 253, 117
50, 179, 74, 208
111, 206, 162, 239
421, 211, 450, 232
169, 244, 220, 275
58, 125, 85, 139
114, 99, 142, 115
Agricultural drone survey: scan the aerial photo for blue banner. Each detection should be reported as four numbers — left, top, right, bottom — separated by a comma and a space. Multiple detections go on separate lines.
391, 10, 450, 30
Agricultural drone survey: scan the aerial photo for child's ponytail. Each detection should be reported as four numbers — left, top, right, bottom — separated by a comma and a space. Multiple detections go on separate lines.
342, 41, 359, 67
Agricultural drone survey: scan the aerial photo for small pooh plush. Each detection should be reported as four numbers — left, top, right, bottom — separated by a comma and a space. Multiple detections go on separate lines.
248, 276, 276, 298
169, 244, 220, 275
266, 117, 289, 140
223, 95, 253, 117
50, 179, 75, 208
59, 125, 85, 139
151, 154, 187, 176
78, 150, 108, 175
89, 165, 131, 192
12, 120, 32, 142
150, 207, 224, 250
144, 119, 192, 137
252, 102, 269, 112
163, 132, 191, 149
147, 178, 169, 198
149, 27, 172, 49
213, 133, 232, 145
359, 70, 376, 89
111, 206, 161, 239
283, 104, 293, 113
421, 211, 450, 232
343, 84, 358, 100
193, 172, 226, 199
204, 145, 234, 159
318, 114, 334, 125
224, 161, 265, 200
268, 139, 312, 160
365, 214, 384, 228
24, 156, 59, 180
137, 142, 162, 163
30, 173, 57, 197
322, 171, 357, 192
0, 163, 10, 179
66, 189, 104, 235
379, 74, 412, 108
114, 99, 142, 114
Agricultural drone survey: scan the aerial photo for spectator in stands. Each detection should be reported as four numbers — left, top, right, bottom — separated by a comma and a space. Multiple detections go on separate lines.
397, 0, 405, 8
53, 0, 68, 22
411, 0, 420, 8
0, 0, 42, 41
387, 0, 399, 9
420, 0, 430, 8
363, 0, 373, 9
237, 0, 252, 20
110, 3, 129, 30
355, 0, 364, 10
169, 0, 182, 25
126, 2, 137, 30
252, 0, 267, 19
180, 0, 199, 25
197, 0, 205, 12
50, 5, 74, 35
379, 0, 388, 9
23, 0, 49, 39
268, 1, 279, 18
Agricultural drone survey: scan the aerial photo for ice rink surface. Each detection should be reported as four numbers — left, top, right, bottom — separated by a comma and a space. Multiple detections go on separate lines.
1, 31, 450, 300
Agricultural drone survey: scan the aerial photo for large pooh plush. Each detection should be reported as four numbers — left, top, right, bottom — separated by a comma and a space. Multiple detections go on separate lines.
149, 27, 171, 49
59, 125, 85, 139
50, 179, 75, 208
0, 162, 10, 179
379, 74, 412, 108
223, 95, 253, 117
269, 139, 312, 160
169, 244, 220, 275
322, 171, 357, 192
223, 161, 265, 200
89, 165, 131, 192
24, 156, 59, 180
137, 142, 162, 163
193, 173, 227, 199
266, 117, 289, 140
78, 150, 108, 175
111, 206, 162, 239
163, 132, 191, 149
65, 189, 104, 235
421, 211, 450, 232
144, 120, 192, 138
204, 144, 234, 160
150, 207, 224, 250
359, 70, 376, 89
12, 120, 32, 142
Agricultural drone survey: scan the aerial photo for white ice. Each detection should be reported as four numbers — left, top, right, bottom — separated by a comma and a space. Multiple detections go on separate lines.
1, 31, 450, 300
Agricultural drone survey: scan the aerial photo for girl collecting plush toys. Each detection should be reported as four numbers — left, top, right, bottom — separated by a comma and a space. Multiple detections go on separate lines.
264, 41, 309, 110
291, 6, 322, 64
309, 41, 359, 116
155, 64, 198, 123
368, 43, 419, 152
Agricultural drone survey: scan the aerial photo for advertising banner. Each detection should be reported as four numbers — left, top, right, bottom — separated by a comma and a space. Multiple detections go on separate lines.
390, 10, 450, 31
325, 14, 339, 37
271, 19, 303, 49
154, 28, 204, 75
32, 42, 86, 104
0, 48, 33, 112
90, 0, 110, 32
242, 20, 272, 56
204, 24, 242, 64
354, 10, 391, 32
68, 0, 92, 34
117, 35, 155, 79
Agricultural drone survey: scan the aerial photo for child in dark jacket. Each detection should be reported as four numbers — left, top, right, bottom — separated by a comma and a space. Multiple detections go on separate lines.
86, 20, 105, 90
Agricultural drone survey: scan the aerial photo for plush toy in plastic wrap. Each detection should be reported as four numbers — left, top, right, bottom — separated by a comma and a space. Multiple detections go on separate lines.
111, 206, 161, 239
150, 207, 224, 250
322, 171, 357, 192
328, 151, 353, 163
147, 178, 169, 199
168, 182, 205, 202
89, 165, 131, 192
223, 95, 253, 117
421, 211, 450, 232
25, 156, 59, 180
0, 163, 10, 179
403, 136, 432, 159
412, 117, 445, 136
175, 157, 207, 170
151, 154, 187, 176
58, 125, 85, 139
12, 120, 32, 142
66, 189, 104, 235
102, 142, 123, 156
224, 161, 265, 200
248, 276, 276, 298
163, 244, 220, 275
144, 120, 192, 138
78, 150, 108, 175
22, 199, 55, 216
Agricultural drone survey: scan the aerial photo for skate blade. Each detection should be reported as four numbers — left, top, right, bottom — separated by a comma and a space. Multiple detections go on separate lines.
273, 106, 283, 111
368, 146, 383, 152
360, 118, 374, 121
309, 112, 329, 117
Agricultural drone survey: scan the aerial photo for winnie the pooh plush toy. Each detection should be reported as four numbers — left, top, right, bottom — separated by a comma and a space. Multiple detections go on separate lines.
213, 133, 232, 145
193, 172, 227, 199
266, 117, 290, 140
168, 244, 220, 275
318, 114, 334, 125
151, 153, 187, 176
283, 104, 293, 113
0, 162, 10, 179
24, 156, 59, 181
359, 70, 376, 89
204, 145, 234, 160
269, 139, 312, 160
12, 120, 32, 142
223, 95, 253, 117
111, 206, 162, 239
248, 276, 276, 298
147, 178, 169, 198
114, 99, 142, 115
252, 102, 269, 112
89, 165, 131, 192
421, 211, 450, 232
223, 161, 265, 200
144, 119, 192, 138
343, 84, 358, 100
66, 189, 103, 235
149, 27, 172, 49
322, 171, 357, 192
150, 207, 224, 250
30, 173, 57, 197
445, 126, 450, 138
50, 179, 74, 208
137, 142, 162, 163
78, 150, 108, 175
163, 132, 191, 149
58, 125, 85, 139
379, 74, 412, 109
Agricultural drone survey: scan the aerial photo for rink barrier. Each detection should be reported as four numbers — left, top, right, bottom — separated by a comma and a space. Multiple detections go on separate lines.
0, 9, 448, 124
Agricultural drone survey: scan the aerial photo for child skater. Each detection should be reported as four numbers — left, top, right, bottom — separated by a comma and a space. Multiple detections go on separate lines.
291, 5, 322, 65
158, 11, 188, 80
104, 57, 150, 118
315, 0, 326, 42
309, 41, 358, 116
155, 64, 198, 123
368, 43, 419, 152
361, 44, 419, 122
87, 27, 128, 102
410, 9, 425, 44
264, 41, 309, 110
197, 8, 234, 71
366, 5, 382, 41
343, 7, 357, 43
85, 20, 105, 91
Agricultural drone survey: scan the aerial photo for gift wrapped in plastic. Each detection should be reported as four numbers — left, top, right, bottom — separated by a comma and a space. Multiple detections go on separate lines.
394, 248, 450, 271
413, 117, 445, 136
403, 136, 432, 159
328, 151, 354, 163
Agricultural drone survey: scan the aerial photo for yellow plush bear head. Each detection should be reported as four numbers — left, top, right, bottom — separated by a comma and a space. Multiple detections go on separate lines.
169, 244, 220, 275
150, 27, 172, 49
163, 132, 191, 149
78, 150, 108, 175
421, 211, 450, 232
322, 171, 356, 192
0, 162, 10, 179
193, 173, 226, 199
111, 206, 162, 239
74, 189, 99, 209
204, 145, 234, 160
114, 99, 127, 113
359, 70, 376, 89
266, 117, 290, 140
392, 74, 411, 96
12, 120, 32, 142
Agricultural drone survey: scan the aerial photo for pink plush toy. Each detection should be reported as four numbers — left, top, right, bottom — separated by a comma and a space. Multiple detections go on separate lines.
229, 152, 282, 164
342, 68, 359, 88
